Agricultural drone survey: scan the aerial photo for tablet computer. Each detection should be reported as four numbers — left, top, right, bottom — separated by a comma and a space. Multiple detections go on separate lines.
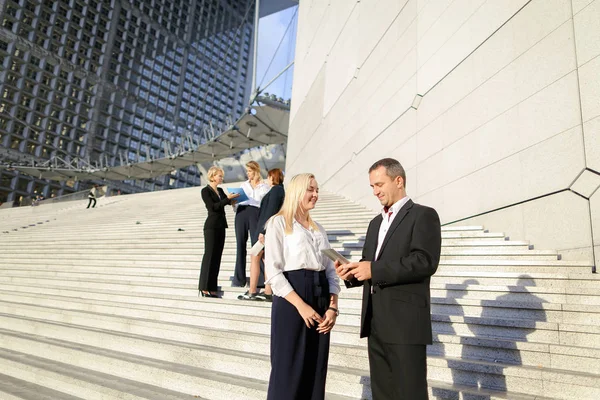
321, 249, 350, 264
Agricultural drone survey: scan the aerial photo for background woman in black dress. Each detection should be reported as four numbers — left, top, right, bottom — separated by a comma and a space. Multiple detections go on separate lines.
198, 166, 239, 297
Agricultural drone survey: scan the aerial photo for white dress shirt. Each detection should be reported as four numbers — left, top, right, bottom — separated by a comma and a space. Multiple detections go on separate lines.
265, 215, 341, 298
237, 180, 270, 208
375, 196, 411, 260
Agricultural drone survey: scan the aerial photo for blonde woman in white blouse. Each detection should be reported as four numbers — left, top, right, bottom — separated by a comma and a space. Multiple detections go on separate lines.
232, 160, 270, 287
264, 173, 340, 400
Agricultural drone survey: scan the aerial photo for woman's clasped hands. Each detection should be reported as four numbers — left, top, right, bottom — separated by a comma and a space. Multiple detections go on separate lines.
317, 308, 337, 334
297, 303, 336, 334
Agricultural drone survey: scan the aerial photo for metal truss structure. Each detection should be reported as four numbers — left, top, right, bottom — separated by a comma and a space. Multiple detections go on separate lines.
0, 99, 289, 182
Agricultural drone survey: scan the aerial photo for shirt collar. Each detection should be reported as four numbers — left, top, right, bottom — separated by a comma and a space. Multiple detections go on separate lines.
292, 218, 316, 232
381, 196, 410, 218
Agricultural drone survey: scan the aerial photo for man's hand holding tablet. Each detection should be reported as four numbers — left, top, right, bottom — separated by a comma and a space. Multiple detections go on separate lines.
322, 249, 355, 281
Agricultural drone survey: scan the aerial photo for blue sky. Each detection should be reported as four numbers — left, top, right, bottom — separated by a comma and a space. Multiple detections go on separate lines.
255, 5, 298, 101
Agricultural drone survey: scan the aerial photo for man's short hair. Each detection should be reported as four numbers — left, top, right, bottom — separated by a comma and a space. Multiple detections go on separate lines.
369, 158, 406, 186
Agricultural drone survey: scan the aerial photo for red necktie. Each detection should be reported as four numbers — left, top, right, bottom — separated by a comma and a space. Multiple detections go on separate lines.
384, 207, 393, 221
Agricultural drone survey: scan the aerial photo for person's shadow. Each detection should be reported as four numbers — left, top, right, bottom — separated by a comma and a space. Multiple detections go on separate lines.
430, 279, 478, 399
438, 275, 547, 399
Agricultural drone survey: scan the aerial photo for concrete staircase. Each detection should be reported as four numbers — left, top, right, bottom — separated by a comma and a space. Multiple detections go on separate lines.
0, 186, 598, 400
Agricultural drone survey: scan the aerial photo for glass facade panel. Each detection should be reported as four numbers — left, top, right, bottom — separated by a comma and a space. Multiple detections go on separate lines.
0, 0, 253, 200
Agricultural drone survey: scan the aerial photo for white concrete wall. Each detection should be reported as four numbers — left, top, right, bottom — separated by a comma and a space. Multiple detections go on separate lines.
286, 0, 600, 264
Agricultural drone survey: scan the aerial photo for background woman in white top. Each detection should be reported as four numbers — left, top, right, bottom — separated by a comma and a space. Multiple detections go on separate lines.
264, 173, 340, 400
232, 160, 270, 287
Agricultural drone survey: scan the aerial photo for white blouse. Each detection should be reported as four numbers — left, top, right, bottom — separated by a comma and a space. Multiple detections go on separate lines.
265, 215, 341, 298
237, 180, 270, 208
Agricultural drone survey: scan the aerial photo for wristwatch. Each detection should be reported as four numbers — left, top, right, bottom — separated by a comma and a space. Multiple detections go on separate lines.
328, 307, 339, 316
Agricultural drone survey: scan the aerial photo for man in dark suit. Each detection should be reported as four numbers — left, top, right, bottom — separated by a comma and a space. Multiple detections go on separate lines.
336, 158, 441, 400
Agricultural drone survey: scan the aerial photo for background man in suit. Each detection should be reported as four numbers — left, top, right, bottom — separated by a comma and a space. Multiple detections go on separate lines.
336, 158, 441, 400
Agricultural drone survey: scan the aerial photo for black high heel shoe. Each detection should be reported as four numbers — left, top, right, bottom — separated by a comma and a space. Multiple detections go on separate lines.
200, 291, 219, 298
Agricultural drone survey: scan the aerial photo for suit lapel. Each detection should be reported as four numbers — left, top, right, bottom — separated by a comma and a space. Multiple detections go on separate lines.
368, 216, 383, 261
210, 186, 221, 201
377, 199, 413, 259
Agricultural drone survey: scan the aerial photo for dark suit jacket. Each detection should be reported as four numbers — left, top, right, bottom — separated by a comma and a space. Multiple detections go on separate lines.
346, 199, 441, 344
256, 184, 285, 235
201, 186, 231, 230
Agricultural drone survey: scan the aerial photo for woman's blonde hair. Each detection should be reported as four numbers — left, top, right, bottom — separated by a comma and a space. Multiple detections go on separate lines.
275, 173, 318, 234
246, 161, 261, 176
206, 166, 224, 183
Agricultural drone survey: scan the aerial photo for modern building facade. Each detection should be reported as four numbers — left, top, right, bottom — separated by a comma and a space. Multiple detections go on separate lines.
0, 0, 256, 204
286, 0, 600, 269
